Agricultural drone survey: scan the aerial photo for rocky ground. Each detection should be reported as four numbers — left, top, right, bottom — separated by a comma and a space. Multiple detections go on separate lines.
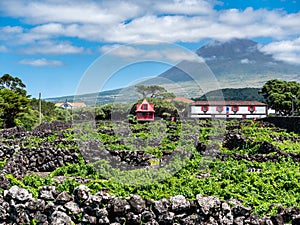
0, 184, 300, 225
0, 120, 299, 224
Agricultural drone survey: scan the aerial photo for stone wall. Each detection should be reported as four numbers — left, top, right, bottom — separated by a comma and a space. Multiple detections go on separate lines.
0, 185, 299, 225
261, 117, 300, 134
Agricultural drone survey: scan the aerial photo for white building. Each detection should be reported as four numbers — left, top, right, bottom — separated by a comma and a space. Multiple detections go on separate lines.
55, 101, 86, 109
189, 101, 268, 119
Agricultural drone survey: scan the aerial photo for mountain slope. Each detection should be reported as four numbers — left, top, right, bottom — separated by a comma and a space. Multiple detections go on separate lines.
194, 87, 264, 102
158, 38, 300, 88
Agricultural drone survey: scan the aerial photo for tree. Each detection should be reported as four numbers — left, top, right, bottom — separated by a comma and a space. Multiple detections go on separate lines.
30, 98, 57, 121
0, 88, 30, 128
135, 85, 175, 99
0, 74, 27, 96
171, 100, 189, 118
260, 79, 300, 116
0, 74, 30, 128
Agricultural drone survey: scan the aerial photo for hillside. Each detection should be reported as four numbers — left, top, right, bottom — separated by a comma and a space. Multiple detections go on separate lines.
159, 38, 300, 83
45, 38, 300, 104
194, 87, 264, 102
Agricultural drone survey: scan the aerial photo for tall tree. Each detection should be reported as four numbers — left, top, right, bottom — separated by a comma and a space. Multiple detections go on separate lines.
260, 79, 300, 116
135, 85, 175, 99
0, 74, 27, 96
0, 89, 29, 128
0, 74, 29, 128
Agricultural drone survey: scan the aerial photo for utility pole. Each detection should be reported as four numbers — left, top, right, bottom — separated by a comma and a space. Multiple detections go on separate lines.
39, 92, 42, 124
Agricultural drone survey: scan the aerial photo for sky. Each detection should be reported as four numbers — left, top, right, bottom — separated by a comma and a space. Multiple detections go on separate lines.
0, 0, 300, 98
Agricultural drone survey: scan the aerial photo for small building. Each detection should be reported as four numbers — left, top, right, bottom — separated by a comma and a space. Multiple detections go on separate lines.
189, 101, 267, 119
55, 100, 86, 109
136, 99, 155, 121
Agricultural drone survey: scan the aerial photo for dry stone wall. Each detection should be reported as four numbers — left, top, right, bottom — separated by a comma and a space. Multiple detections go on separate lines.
0, 185, 299, 225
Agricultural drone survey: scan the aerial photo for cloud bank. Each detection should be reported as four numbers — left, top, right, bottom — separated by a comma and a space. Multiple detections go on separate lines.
0, 0, 300, 64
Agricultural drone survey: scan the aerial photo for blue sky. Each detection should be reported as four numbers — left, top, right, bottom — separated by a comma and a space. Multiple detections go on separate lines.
0, 0, 299, 98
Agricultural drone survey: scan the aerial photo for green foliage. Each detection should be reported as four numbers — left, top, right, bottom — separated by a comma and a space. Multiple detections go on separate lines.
0, 88, 30, 128
135, 85, 174, 99
3, 119, 300, 218
195, 88, 264, 101
0, 158, 7, 170
0, 74, 27, 96
30, 98, 57, 121
260, 79, 300, 116
14, 108, 39, 130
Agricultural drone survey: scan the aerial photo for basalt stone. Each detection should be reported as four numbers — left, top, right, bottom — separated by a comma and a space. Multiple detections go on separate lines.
270, 214, 284, 225
234, 216, 245, 225
230, 199, 252, 218
126, 212, 141, 225
33, 211, 48, 223
127, 194, 146, 214
55, 191, 73, 204
196, 194, 221, 216
109, 197, 130, 216
141, 210, 156, 223
157, 211, 175, 224
50, 211, 72, 225
170, 195, 190, 213
0, 201, 9, 220
4, 185, 32, 203
292, 214, 300, 225
180, 214, 201, 225
244, 214, 260, 225
25, 198, 46, 211
39, 186, 58, 201
82, 213, 98, 224
152, 198, 170, 215
0, 175, 10, 190
74, 185, 90, 205
64, 201, 82, 215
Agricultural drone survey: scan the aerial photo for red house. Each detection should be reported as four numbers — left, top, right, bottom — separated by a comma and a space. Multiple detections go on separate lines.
136, 99, 155, 121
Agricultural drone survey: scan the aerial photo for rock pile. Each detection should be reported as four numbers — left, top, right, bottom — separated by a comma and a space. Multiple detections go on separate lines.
221, 132, 300, 163
0, 121, 79, 179
1, 185, 299, 225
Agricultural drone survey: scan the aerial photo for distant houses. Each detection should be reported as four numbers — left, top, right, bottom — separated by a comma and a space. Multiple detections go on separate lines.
189, 101, 268, 119
55, 100, 86, 109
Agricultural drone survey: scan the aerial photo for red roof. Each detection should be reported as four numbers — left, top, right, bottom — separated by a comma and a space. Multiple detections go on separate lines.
192, 101, 266, 106
136, 99, 155, 112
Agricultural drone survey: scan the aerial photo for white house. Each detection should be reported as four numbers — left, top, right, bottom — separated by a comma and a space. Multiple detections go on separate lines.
189, 101, 268, 119
55, 101, 86, 109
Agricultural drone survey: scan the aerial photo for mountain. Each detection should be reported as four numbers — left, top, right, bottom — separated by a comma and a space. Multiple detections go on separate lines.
46, 38, 300, 104
158, 38, 300, 89
45, 88, 122, 105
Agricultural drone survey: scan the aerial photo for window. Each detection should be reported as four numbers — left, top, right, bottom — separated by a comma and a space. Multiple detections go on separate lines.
216, 106, 223, 113
201, 105, 209, 112
142, 104, 148, 110
231, 105, 239, 113
248, 105, 256, 113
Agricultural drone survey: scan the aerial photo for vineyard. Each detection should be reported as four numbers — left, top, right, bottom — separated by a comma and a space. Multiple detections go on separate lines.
0, 119, 299, 224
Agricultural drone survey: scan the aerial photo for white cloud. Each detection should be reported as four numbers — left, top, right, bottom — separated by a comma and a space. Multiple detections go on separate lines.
240, 58, 255, 64
0, 0, 141, 25
99, 44, 201, 62
0, 0, 300, 59
22, 41, 84, 55
261, 38, 300, 64
0, 45, 8, 52
19, 58, 63, 66
100, 45, 144, 57
154, 0, 214, 15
